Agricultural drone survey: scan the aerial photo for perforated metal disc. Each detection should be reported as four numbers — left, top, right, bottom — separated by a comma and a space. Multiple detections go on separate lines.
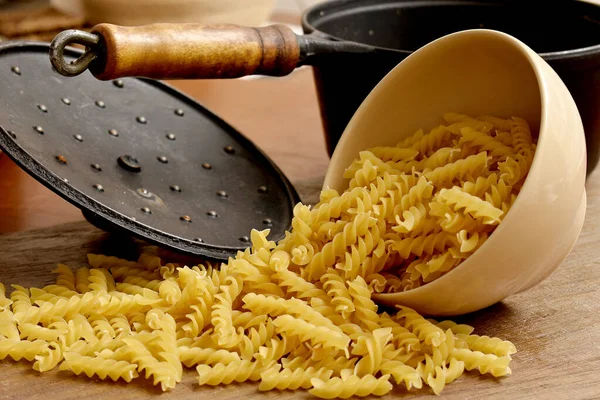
0, 41, 300, 261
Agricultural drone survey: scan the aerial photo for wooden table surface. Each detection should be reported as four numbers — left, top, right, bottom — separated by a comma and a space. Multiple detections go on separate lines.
1, 42, 600, 400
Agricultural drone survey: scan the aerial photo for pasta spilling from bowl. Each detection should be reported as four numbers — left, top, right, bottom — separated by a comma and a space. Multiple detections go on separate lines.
0, 113, 533, 397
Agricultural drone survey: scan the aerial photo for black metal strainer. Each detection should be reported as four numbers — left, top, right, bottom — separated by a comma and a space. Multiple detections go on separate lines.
0, 41, 300, 261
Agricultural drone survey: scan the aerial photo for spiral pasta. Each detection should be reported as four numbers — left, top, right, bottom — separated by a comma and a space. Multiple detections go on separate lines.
0, 113, 524, 397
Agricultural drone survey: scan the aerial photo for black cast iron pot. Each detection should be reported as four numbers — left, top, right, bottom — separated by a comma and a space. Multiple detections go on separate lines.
301, 0, 600, 173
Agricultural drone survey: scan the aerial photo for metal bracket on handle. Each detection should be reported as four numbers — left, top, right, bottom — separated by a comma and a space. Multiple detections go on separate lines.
49, 30, 101, 77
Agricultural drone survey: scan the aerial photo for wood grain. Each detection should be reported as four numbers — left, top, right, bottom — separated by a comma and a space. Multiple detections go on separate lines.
1, 165, 600, 399
90, 23, 300, 81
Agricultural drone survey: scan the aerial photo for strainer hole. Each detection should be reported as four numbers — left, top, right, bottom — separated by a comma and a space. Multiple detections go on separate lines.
73, 134, 83, 142
224, 146, 235, 154
239, 236, 250, 243
33, 125, 44, 134
174, 109, 184, 116
37, 104, 48, 113
180, 215, 192, 223
11, 66, 21, 75
202, 163, 212, 170
206, 210, 219, 218
61, 98, 71, 105
136, 116, 147, 124
95, 100, 106, 108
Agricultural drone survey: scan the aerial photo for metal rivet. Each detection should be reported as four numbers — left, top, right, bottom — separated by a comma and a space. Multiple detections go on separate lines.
91, 164, 102, 171
239, 236, 250, 242
180, 215, 192, 223
224, 146, 235, 154
61, 98, 71, 105
258, 185, 268, 193
56, 155, 68, 164
136, 116, 147, 124
174, 109, 184, 116
157, 156, 168, 164
118, 155, 142, 172
63, 178, 69, 183
137, 188, 152, 198
33, 125, 44, 134
95, 100, 105, 108
216, 190, 228, 198
170, 185, 181, 193
194, 238, 204, 243
73, 134, 83, 142
108, 129, 119, 137
113, 80, 124, 88
166, 132, 176, 141
11, 66, 21, 75
141, 207, 152, 214
202, 163, 212, 170
206, 210, 218, 218
7, 130, 16, 139
37, 104, 48, 113
263, 218, 273, 226
93, 184, 104, 192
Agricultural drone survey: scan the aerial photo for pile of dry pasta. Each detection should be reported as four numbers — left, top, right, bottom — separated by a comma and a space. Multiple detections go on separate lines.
0, 113, 534, 397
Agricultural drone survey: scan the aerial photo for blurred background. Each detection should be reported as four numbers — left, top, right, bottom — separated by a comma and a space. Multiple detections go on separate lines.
0, 0, 327, 41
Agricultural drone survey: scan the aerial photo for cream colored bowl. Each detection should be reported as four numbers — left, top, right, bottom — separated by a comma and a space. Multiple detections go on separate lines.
323, 29, 587, 316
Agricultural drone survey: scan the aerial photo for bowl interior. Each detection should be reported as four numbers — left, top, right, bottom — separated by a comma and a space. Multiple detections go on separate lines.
307, 0, 600, 55
324, 29, 542, 192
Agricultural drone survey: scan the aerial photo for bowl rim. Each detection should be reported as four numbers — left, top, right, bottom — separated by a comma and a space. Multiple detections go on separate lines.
301, 0, 600, 60
324, 29, 550, 300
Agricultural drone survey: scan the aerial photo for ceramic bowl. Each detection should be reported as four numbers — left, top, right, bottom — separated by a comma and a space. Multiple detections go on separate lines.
323, 29, 587, 316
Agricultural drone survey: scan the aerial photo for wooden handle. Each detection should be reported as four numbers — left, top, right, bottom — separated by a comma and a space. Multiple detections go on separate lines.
88, 23, 301, 81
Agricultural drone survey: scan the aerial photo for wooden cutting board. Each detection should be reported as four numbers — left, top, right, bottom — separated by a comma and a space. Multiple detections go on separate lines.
1, 169, 600, 400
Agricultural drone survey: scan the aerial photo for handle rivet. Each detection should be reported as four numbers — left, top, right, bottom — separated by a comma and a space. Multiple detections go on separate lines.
118, 155, 142, 172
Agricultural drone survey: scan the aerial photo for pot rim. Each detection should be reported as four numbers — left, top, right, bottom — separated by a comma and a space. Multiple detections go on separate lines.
301, 0, 600, 61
